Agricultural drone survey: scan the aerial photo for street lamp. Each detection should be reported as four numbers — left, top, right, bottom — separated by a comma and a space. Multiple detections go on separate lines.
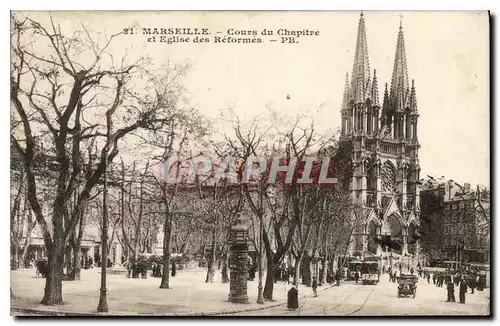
97, 128, 110, 313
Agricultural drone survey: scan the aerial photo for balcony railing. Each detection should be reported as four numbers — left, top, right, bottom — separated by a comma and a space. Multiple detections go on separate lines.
380, 141, 399, 156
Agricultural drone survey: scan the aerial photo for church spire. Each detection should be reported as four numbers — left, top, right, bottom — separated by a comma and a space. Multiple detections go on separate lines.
390, 21, 409, 100
341, 73, 350, 111
409, 79, 417, 111
371, 69, 380, 107
395, 76, 405, 112
350, 12, 371, 104
382, 82, 390, 126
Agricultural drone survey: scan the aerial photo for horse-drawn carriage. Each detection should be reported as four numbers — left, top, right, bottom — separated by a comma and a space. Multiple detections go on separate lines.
397, 274, 418, 298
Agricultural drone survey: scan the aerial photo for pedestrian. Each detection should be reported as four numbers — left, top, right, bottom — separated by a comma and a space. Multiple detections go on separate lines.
171, 261, 176, 277
327, 269, 333, 284
249, 265, 256, 281
221, 264, 229, 283
335, 270, 341, 286
476, 275, 484, 291
432, 273, 436, 285
459, 278, 468, 304
312, 277, 318, 297
35, 260, 41, 278
427, 273, 431, 284
354, 271, 359, 284
287, 284, 299, 310
469, 276, 476, 294
446, 280, 456, 302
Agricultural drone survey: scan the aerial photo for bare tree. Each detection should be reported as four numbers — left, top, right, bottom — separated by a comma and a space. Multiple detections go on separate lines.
10, 14, 193, 305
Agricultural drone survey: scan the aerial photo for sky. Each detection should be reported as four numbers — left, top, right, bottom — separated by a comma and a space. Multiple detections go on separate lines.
16, 11, 490, 187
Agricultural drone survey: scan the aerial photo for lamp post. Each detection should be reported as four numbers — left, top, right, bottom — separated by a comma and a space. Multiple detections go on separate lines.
97, 129, 110, 312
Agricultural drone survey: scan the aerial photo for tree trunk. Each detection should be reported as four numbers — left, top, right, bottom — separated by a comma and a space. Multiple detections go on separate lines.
11, 243, 19, 270
293, 257, 301, 286
20, 223, 35, 268
159, 253, 171, 289
221, 246, 229, 283
73, 246, 82, 281
263, 258, 275, 300
159, 211, 172, 289
307, 261, 313, 287
72, 209, 84, 281
205, 225, 217, 283
321, 256, 328, 285
41, 244, 64, 305
64, 245, 73, 278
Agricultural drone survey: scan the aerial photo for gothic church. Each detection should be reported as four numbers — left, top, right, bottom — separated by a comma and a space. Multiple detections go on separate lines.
341, 13, 421, 262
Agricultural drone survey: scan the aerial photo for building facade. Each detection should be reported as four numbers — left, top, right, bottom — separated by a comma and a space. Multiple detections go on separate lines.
420, 179, 490, 265
419, 182, 446, 261
340, 13, 421, 262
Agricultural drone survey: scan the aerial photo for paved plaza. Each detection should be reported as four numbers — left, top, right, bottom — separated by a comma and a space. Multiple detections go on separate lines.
10, 268, 489, 316
230, 275, 490, 316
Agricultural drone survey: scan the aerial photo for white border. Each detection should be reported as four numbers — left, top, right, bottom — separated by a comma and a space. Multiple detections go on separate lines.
3, 1, 497, 326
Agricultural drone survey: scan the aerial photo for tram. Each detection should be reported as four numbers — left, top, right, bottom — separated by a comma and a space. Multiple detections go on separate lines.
347, 259, 362, 280
361, 261, 380, 285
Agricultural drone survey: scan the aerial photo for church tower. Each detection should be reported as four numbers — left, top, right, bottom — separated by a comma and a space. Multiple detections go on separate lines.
341, 13, 421, 263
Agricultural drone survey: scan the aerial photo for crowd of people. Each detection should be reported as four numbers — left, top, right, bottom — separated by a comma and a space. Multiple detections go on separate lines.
420, 268, 481, 304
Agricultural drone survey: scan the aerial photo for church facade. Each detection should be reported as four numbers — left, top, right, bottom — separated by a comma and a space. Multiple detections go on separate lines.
340, 13, 421, 263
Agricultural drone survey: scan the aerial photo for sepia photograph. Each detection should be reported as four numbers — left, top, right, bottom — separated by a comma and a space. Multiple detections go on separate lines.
9, 10, 490, 317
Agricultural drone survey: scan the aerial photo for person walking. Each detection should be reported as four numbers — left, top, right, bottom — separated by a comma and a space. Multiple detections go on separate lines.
354, 271, 359, 284
432, 273, 436, 285
171, 261, 177, 277
427, 273, 431, 284
469, 276, 476, 294
446, 280, 456, 302
335, 270, 341, 286
459, 278, 468, 304
312, 277, 318, 297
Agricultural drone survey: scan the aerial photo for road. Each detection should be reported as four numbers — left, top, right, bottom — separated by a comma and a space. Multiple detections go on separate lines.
11, 269, 489, 316
226, 275, 490, 316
